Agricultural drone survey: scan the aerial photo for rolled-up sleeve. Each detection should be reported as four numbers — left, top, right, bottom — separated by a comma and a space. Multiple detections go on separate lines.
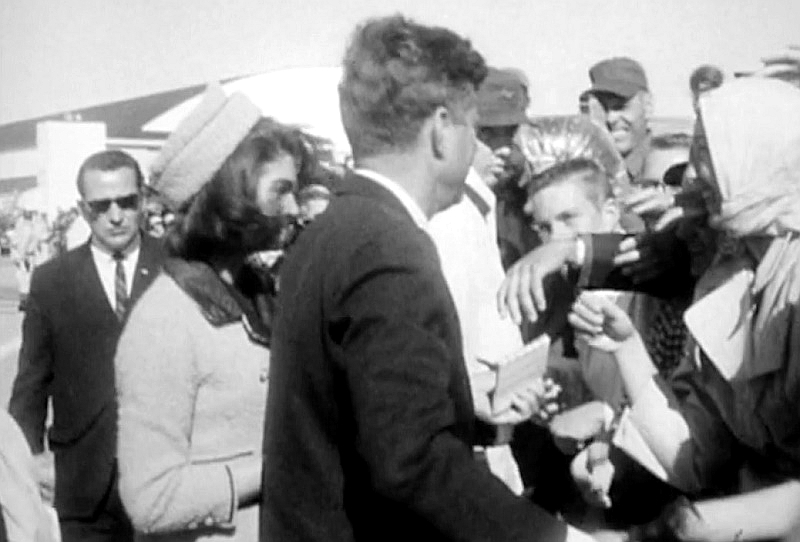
115, 293, 237, 534
613, 352, 740, 494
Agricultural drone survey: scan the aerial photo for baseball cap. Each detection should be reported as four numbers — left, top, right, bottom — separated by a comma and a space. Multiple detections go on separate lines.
589, 57, 648, 99
476, 67, 529, 127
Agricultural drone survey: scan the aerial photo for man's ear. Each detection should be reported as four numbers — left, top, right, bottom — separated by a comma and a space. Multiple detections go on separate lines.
77, 200, 92, 223
601, 197, 621, 231
642, 91, 654, 121
430, 106, 450, 160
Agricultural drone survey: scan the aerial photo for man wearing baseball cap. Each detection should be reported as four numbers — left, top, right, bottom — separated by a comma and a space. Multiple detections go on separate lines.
587, 57, 653, 185
476, 67, 539, 269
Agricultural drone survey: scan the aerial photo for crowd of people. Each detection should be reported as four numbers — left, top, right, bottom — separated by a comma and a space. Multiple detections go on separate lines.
2, 13, 800, 542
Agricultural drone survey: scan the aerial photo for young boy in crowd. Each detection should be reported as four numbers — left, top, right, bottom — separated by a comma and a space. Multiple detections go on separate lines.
516, 117, 680, 527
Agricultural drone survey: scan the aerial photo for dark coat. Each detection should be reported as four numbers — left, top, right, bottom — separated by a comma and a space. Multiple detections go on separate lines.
8, 234, 164, 521
261, 173, 566, 542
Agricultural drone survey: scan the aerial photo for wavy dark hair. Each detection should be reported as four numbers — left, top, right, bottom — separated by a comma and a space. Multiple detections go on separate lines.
339, 14, 488, 158
164, 118, 318, 262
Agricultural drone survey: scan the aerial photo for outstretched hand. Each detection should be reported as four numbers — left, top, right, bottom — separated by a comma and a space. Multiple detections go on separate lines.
497, 238, 576, 325
571, 440, 615, 509
568, 291, 635, 352
472, 360, 562, 426
623, 188, 675, 224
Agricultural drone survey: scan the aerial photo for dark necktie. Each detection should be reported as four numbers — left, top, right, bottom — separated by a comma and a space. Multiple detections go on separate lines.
113, 252, 128, 321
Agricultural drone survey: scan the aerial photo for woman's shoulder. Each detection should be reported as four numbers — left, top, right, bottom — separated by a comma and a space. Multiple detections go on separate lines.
124, 272, 203, 338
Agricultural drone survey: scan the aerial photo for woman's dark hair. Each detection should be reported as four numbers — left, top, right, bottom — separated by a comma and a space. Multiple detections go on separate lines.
164, 118, 318, 262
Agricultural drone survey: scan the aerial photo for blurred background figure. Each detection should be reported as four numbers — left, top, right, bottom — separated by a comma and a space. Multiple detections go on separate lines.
755, 44, 800, 88
577, 90, 606, 127
586, 57, 652, 188
144, 213, 165, 238
63, 208, 91, 251
689, 64, 724, 111
9, 209, 51, 311
476, 66, 538, 269
639, 133, 691, 192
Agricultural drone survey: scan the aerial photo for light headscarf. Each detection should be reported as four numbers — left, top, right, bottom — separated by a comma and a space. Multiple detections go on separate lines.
695, 77, 800, 381
699, 77, 800, 238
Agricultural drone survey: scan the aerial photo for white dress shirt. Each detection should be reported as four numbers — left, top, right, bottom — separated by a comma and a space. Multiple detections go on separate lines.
428, 168, 525, 494
90, 241, 140, 312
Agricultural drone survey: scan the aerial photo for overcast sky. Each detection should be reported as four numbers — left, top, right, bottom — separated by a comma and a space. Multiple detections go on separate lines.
1, 0, 798, 125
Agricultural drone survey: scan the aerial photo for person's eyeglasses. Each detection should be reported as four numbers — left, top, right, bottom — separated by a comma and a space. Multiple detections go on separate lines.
84, 194, 139, 214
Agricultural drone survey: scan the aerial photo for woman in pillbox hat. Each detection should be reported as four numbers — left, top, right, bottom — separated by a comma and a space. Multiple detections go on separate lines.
114, 83, 318, 540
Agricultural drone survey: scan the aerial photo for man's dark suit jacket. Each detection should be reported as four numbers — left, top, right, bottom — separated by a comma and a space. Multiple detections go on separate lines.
8, 234, 164, 521
261, 173, 566, 542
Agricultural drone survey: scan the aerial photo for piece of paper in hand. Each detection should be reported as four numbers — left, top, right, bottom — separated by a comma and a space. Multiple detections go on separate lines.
491, 335, 550, 415
611, 408, 670, 483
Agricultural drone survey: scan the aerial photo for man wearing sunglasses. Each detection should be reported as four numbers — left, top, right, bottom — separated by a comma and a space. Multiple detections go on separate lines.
8, 149, 165, 542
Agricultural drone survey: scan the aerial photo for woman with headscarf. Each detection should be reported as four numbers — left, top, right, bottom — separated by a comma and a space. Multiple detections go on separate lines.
114, 85, 316, 541
569, 77, 800, 540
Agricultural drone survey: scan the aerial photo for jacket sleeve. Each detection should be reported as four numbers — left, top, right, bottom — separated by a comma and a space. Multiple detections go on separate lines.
578, 232, 695, 299
115, 289, 238, 535
331, 232, 569, 542
8, 270, 53, 454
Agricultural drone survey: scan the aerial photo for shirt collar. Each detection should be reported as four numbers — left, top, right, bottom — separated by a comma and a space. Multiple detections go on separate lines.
625, 133, 652, 181
353, 168, 429, 229
464, 167, 496, 212
90, 236, 141, 263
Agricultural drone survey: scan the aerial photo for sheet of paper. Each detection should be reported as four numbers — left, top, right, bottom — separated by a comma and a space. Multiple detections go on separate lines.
492, 335, 550, 414
683, 267, 755, 380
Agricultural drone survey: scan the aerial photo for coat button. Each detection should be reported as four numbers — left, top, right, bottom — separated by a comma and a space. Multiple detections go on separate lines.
259, 369, 268, 382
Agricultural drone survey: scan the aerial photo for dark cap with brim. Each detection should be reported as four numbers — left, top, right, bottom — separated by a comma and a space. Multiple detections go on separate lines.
589, 57, 648, 99
477, 67, 529, 127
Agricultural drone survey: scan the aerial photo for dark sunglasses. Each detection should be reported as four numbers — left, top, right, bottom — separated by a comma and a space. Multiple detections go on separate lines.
84, 194, 140, 214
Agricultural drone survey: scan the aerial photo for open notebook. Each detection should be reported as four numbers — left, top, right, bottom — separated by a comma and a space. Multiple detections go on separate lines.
491, 335, 550, 415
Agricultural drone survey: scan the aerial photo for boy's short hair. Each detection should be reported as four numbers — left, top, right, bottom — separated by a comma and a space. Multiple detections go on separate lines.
528, 158, 613, 209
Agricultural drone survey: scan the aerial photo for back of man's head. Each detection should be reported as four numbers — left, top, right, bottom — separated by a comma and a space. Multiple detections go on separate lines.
339, 15, 487, 159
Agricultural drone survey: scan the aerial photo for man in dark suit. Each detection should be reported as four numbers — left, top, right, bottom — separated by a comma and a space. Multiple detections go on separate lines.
8, 150, 164, 542
261, 15, 593, 542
